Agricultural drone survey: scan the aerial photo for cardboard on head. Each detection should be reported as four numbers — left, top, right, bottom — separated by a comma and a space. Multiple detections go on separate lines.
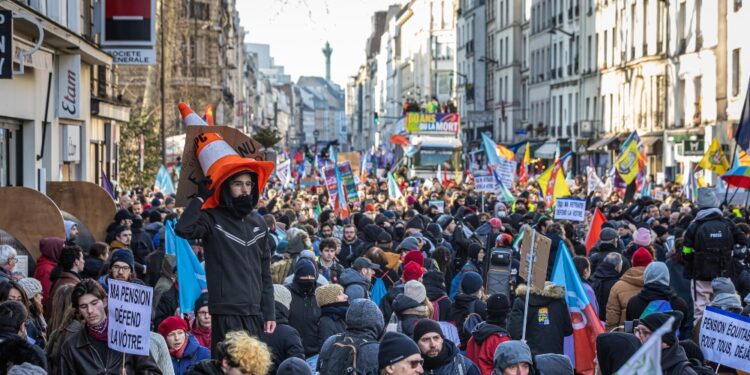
47, 181, 117, 241
176, 126, 265, 207
518, 226, 552, 291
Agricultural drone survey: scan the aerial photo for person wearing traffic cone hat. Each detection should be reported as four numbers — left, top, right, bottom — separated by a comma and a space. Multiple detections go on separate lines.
175, 102, 278, 351
178, 102, 275, 211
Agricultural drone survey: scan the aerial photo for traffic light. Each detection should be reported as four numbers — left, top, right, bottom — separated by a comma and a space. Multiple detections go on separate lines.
373, 112, 380, 126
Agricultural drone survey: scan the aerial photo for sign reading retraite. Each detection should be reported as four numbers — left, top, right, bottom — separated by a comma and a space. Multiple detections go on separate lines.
554, 198, 586, 222
474, 174, 497, 193
108, 280, 153, 356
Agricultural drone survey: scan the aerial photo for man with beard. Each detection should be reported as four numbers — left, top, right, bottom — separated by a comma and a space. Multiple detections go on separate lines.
339, 225, 362, 268
176, 167, 276, 353
413, 319, 480, 374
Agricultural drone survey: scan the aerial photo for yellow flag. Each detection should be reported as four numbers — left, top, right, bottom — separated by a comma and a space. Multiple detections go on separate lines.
698, 139, 730, 175
615, 138, 640, 185
523, 142, 530, 165
536, 162, 571, 205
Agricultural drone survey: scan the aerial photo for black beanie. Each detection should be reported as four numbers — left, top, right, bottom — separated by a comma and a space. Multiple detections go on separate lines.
406, 216, 424, 231
412, 319, 443, 341
194, 292, 209, 312
486, 293, 511, 325
640, 311, 683, 347
379, 332, 421, 370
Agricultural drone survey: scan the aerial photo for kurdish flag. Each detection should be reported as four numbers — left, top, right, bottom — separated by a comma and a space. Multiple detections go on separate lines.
552, 241, 604, 375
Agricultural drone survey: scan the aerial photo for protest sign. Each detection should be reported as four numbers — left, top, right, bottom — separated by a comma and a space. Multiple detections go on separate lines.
337, 161, 359, 203
554, 198, 586, 222
276, 159, 291, 187
475, 174, 497, 193
494, 160, 516, 189
519, 227, 551, 291
337, 152, 361, 177
323, 167, 338, 208
108, 280, 153, 356
429, 200, 445, 213
698, 306, 750, 372
12, 255, 28, 277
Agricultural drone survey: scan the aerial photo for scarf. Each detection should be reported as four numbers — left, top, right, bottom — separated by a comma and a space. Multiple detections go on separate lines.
169, 337, 188, 359
191, 322, 212, 349
86, 318, 108, 342
423, 342, 454, 370
321, 303, 349, 321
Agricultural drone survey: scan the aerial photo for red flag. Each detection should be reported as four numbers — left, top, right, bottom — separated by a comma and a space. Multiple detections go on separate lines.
584, 208, 606, 255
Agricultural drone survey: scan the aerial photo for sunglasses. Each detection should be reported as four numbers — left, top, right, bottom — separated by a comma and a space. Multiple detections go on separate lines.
407, 359, 424, 369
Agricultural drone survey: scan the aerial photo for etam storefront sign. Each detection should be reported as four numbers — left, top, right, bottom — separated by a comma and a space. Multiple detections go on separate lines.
58, 55, 81, 119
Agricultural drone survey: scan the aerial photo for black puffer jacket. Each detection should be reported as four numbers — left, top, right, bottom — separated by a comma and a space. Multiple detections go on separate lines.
590, 261, 622, 321
318, 303, 348, 348
287, 282, 321, 357
423, 271, 452, 321
508, 283, 573, 355
260, 302, 305, 375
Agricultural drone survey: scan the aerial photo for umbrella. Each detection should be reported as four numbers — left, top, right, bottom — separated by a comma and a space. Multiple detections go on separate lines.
721, 165, 750, 189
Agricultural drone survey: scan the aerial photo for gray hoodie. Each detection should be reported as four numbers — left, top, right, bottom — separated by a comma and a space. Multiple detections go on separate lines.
493, 340, 533, 374
319, 299, 384, 372
534, 354, 574, 375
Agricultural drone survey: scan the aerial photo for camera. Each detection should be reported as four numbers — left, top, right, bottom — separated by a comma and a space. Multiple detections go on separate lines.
624, 319, 639, 334
733, 244, 748, 261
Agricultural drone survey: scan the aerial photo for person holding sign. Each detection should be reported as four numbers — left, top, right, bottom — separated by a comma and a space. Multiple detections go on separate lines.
60, 279, 161, 374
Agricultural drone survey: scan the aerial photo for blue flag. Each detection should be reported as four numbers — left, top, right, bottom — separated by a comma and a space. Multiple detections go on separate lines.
101, 171, 116, 200
482, 133, 502, 166
155, 165, 175, 195
166, 220, 207, 314
735, 80, 750, 153
388, 172, 403, 199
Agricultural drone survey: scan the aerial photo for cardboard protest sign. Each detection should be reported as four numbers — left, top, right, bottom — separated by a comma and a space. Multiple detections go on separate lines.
698, 306, 750, 372
519, 227, 551, 291
475, 174, 497, 193
108, 280, 153, 356
338, 152, 361, 177
554, 198, 586, 222
176, 126, 265, 207
429, 200, 445, 213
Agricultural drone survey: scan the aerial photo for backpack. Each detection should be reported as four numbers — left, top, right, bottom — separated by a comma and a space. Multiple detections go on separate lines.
270, 256, 293, 284
450, 263, 479, 300
370, 277, 388, 306
639, 299, 673, 319
431, 295, 449, 321
385, 312, 403, 334
672, 359, 716, 375
318, 334, 378, 375
462, 300, 483, 338
690, 219, 735, 280
431, 296, 460, 346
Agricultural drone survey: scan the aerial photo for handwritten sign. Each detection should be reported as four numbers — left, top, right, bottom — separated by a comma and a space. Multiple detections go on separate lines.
429, 200, 445, 213
699, 306, 750, 372
475, 175, 497, 193
554, 198, 586, 222
108, 280, 153, 356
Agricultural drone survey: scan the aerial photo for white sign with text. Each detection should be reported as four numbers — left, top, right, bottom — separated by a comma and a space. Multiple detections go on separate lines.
108, 280, 153, 356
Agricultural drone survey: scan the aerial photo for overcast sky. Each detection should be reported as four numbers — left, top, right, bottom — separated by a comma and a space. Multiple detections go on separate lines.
236, 0, 399, 87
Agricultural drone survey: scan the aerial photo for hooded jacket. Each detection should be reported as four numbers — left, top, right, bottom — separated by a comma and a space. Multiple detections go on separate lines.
466, 322, 511, 375
493, 340, 533, 374
422, 338, 481, 375
318, 302, 348, 347
35, 237, 64, 306
170, 334, 210, 375
606, 266, 645, 331
423, 271, 452, 321
154, 254, 177, 311
287, 281, 321, 357
534, 354, 574, 375
508, 283, 573, 355
339, 268, 371, 300
318, 299, 384, 374
683, 208, 746, 281
391, 293, 430, 337
662, 343, 699, 375
260, 302, 305, 375
590, 260, 622, 321
596, 333, 641, 375
175, 174, 275, 321
450, 293, 488, 349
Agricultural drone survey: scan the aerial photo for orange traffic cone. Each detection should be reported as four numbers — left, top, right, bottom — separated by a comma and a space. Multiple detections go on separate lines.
179, 102, 274, 209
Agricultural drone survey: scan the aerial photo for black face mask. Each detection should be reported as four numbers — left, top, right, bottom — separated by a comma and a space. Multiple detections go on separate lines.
232, 195, 255, 217
296, 278, 315, 290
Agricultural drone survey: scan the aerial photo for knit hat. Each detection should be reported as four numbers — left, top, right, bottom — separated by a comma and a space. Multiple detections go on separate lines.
488, 218, 503, 229
315, 284, 344, 307
633, 228, 652, 246
274, 284, 292, 310
412, 319, 443, 341
404, 280, 427, 303
596, 333, 641, 375
383, 210, 397, 219
402, 261, 424, 282
653, 225, 668, 237
468, 243, 482, 261
535, 354, 573, 375
276, 357, 312, 375
640, 311, 683, 346
436, 214, 454, 229
486, 293, 511, 324
631, 247, 653, 268
110, 249, 135, 270
600, 227, 618, 242
710, 277, 742, 312
378, 332, 421, 370
493, 341, 533, 371
157, 316, 188, 337
7, 363, 47, 375
461, 271, 483, 295
294, 258, 317, 278
711, 277, 736, 295
194, 292, 209, 312
406, 216, 424, 231
406, 195, 417, 207
17, 278, 42, 299
403, 250, 424, 267
697, 188, 720, 209
397, 237, 420, 252
644, 262, 670, 287
299, 250, 316, 260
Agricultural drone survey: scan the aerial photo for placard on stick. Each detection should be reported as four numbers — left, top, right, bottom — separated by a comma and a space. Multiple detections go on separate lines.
519, 227, 552, 291
554, 198, 586, 222
698, 306, 750, 372
107, 279, 153, 356
176, 126, 265, 207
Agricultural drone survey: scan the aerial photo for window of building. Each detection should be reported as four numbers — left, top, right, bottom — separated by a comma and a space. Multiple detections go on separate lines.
189, 1, 210, 21
733, 48, 741, 97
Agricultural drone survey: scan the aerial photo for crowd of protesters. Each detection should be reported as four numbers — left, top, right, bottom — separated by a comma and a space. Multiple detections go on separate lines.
1, 162, 750, 375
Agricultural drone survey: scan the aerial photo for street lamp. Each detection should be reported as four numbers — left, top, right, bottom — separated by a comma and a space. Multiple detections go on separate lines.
478, 56, 499, 65
548, 27, 575, 40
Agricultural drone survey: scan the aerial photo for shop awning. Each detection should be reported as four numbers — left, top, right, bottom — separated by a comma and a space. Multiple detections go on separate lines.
640, 136, 661, 147
534, 141, 557, 159
587, 135, 619, 152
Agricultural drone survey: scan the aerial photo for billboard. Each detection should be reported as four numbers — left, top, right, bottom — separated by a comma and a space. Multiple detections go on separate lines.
101, 0, 156, 65
405, 113, 460, 134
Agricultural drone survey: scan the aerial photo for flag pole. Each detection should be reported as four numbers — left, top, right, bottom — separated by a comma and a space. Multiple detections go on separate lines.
521, 228, 537, 342
724, 143, 739, 207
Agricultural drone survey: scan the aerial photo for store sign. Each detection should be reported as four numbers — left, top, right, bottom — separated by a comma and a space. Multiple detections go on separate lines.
683, 140, 704, 156
101, 0, 156, 65
0, 10, 12, 79
58, 55, 81, 119
405, 113, 460, 134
